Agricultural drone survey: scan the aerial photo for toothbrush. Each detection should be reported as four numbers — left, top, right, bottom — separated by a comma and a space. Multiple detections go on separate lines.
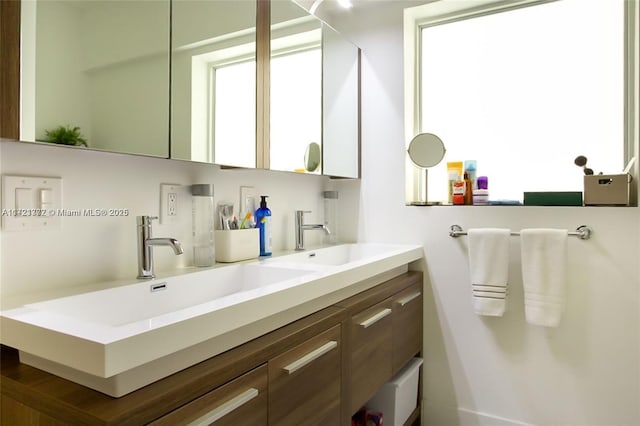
240, 212, 252, 229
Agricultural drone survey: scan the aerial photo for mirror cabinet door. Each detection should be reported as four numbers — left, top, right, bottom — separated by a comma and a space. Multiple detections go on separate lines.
21, 0, 170, 157
12, 0, 359, 178
269, 1, 322, 174
171, 0, 257, 167
322, 23, 360, 178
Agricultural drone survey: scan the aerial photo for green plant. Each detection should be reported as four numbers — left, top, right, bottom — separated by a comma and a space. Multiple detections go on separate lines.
44, 125, 87, 146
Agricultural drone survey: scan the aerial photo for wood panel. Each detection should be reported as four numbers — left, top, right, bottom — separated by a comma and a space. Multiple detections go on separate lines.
392, 283, 423, 373
149, 364, 267, 426
0, 0, 21, 139
269, 325, 341, 426
1, 395, 67, 426
347, 298, 393, 415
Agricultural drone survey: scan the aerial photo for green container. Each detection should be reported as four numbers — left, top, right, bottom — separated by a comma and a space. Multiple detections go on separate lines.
523, 192, 583, 206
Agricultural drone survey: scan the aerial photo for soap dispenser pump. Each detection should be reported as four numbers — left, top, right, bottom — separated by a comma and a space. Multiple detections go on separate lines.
255, 195, 272, 256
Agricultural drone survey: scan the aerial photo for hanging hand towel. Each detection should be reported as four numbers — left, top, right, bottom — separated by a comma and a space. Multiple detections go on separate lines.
520, 228, 568, 327
467, 228, 511, 316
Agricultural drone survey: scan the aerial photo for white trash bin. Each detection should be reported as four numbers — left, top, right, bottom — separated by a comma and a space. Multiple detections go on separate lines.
366, 357, 423, 426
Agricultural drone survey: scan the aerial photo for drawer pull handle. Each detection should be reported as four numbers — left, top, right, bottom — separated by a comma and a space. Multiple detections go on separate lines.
187, 388, 259, 426
396, 292, 421, 307
359, 308, 392, 328
283, 340, 338, 375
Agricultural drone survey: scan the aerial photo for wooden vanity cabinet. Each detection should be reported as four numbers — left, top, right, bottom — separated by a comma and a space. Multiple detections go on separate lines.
337, 271, 423, 420
268, 325, 341, 425
149, 364, 268, 426
346, 298, 394, 414
392, 282, 423, 373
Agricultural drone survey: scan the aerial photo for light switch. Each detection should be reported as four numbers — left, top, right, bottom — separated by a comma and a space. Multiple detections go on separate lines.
15, 188, 33, 210
39, 188, 54, 209
2, 175, 63, 231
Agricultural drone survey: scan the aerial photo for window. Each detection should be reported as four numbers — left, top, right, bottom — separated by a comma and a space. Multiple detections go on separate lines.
405, 0, 637, 204
213, 60, 256, 168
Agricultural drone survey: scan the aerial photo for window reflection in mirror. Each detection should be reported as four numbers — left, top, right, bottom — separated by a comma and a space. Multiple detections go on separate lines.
171, 0, 257, 166
270, 1, 322, 174
322, 24, 360, 178
408, 0, 633, 204
22, 0, 170, 157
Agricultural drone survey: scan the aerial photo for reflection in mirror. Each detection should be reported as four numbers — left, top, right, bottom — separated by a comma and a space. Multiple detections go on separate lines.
304, 142, 321, 172
270, 1, 322, 174
21, 0, 170, 157
322, 24, 360, 178
171, 0, 257, 167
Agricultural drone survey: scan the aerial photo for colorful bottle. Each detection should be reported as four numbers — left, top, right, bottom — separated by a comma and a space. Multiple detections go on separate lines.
447, 161, 463, 204
464, 160, 477, 191
473, 176, 489, 205
463, 171, 473, 205
255, 195, 272, 256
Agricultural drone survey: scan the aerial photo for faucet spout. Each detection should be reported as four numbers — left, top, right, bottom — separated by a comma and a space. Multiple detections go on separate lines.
146, 237, 184, 255
137, 216, 183, 279
301, 224, 331, 234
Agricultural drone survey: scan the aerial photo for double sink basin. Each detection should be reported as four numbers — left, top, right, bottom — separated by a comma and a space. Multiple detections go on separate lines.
0, 243, 422, 396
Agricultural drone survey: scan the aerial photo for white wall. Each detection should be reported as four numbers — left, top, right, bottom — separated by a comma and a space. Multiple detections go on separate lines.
0, 141, 332, 301
329, 2, 640, 425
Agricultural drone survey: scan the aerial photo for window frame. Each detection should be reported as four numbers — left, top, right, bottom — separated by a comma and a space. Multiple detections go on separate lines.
403, 0, 639, 205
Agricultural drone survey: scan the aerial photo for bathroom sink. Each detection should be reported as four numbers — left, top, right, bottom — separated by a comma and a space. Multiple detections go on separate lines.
22, 263, 312, 328
264, 243, 412, 267
0, 243, 423, 397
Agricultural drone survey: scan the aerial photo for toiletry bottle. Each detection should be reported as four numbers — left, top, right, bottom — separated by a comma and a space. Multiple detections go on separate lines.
255, 195, 272, 256
463, 171, 473, 205
191, 184, 215, 267
473, 176, 489, 205
464, 160, 477, 190
447, 161, 463, 204
453, 180, 466, 205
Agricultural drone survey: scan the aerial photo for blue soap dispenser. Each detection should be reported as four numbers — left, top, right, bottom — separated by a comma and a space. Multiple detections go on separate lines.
255, 195, 272, 256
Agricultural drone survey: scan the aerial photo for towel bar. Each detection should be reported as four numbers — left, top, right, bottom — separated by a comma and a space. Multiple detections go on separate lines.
448, 224, 592, 240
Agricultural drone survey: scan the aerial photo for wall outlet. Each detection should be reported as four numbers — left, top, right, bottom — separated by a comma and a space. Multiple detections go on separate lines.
240, 186, 256, 216
160, 184, 181, 224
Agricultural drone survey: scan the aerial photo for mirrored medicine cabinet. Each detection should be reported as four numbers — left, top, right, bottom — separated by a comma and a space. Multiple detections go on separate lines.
5, 0, 360, 179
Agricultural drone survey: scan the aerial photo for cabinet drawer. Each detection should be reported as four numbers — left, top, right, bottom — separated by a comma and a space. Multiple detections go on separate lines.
149, 364, 267, 426
392, 283, 423, 373
348, 298, 393, 414
269, 325, 341, 426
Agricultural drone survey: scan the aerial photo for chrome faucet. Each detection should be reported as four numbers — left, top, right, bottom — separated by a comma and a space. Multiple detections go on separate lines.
295, 210, 330, 251
137, 215, 184, 279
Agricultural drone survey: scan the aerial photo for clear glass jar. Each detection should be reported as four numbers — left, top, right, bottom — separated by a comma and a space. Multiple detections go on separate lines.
191, 184, 215, 267
323, 190, 338, 245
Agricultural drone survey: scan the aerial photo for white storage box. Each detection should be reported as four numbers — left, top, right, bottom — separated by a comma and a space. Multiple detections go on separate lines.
215, 229, 259, 262
366, 357, 423, 426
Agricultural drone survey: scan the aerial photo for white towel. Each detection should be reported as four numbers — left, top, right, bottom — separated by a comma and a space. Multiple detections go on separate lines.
520, 229, 568, 327
467, 228, 511, 316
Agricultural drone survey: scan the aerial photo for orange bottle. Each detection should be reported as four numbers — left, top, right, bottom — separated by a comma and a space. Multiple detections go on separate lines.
463, 171, 473, 205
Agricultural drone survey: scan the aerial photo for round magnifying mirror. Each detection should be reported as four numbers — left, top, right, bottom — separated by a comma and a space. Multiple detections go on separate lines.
407, 133, 446, 168
304, 142, 321, 172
